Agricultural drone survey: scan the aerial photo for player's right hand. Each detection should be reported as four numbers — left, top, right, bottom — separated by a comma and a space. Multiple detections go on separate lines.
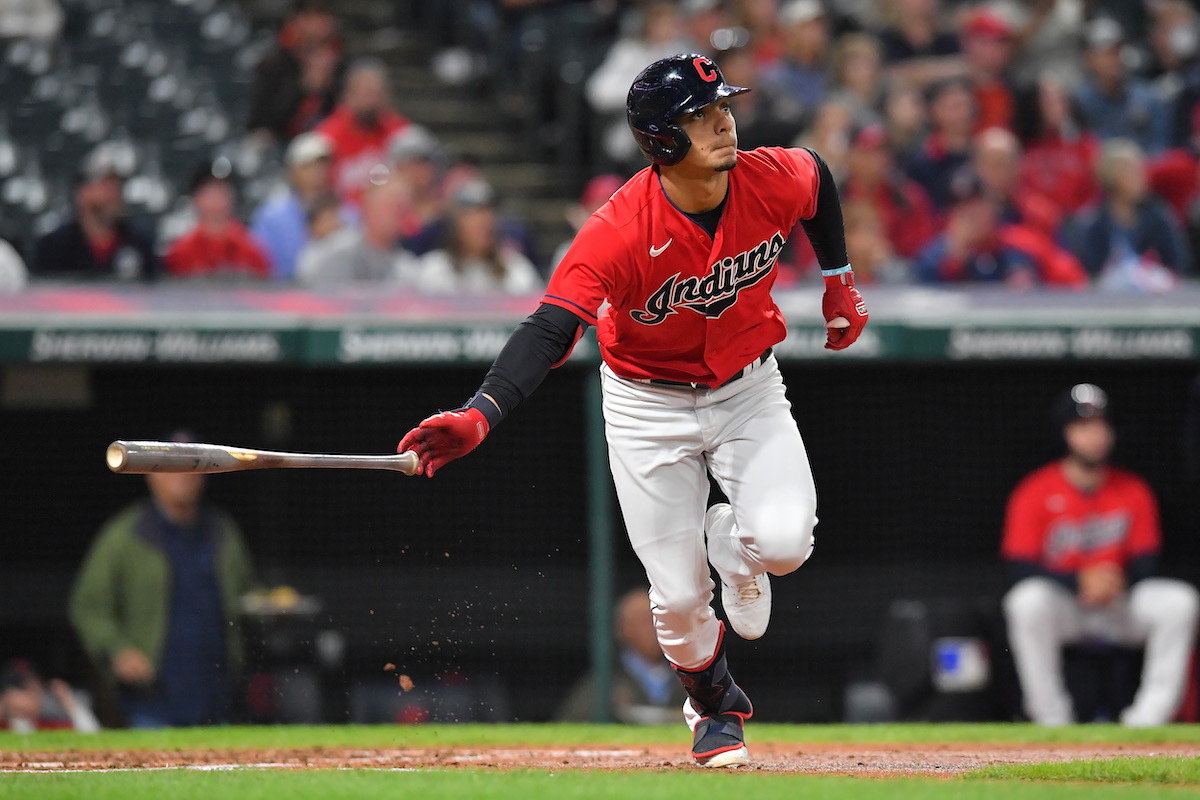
398, 408, 489, 477
822, 269, 868, 350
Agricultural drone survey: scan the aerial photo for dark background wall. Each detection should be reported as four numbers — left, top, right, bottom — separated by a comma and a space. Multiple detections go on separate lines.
2, 360, 1198, 721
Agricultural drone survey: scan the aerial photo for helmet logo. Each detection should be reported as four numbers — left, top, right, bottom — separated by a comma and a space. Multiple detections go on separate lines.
693, 56, 718, 82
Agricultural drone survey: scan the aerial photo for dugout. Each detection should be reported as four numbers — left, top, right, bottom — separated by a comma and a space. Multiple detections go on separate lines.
1, 285, 1198, 723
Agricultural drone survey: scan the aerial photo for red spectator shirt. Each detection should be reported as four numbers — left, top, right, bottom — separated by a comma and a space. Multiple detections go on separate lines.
1148, 147, 1199, 223
544, 147, 820, 386
1001, 462, 1161, 574
316, 108, 408, 203
973, 82, 1014, 132
165, 222, 271, 278
844, 176, 938, 258
1018, 132, 1100, 218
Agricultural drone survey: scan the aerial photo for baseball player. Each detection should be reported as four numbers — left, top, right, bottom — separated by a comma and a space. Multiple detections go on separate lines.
399, 54, 867, 766
1002, 383, 1200, 726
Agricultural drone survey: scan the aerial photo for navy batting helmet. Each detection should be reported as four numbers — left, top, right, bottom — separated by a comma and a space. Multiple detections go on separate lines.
626, 54, 750, 166
1052, 383, 1110, 432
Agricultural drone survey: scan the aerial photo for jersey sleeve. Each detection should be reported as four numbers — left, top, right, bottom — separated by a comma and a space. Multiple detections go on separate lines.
1001, 477, 1046, 563
1125, 476, 1163, 558
542, 215, 622, 327
761, 146, 822, 224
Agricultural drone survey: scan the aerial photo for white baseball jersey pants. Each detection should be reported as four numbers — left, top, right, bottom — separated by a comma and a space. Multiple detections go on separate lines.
600, 355, 818, 670
1004, 576, 1200, 726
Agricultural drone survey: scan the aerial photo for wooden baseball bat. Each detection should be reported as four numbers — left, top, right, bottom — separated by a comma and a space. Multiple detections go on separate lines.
106, 440, 420, 476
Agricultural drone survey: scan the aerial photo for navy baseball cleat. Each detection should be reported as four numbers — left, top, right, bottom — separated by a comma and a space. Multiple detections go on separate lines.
675, 622, 754, 768
690, 708, 749, 767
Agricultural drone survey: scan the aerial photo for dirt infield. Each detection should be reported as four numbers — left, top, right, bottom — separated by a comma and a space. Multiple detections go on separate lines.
3, 742, 1198, 775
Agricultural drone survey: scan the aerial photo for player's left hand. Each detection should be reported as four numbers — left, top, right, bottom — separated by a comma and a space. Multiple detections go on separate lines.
822, 269, 868, 350
398, 408, 489, 477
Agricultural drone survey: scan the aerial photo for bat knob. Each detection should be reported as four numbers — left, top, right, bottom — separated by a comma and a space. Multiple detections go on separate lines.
106, 442, 129, 472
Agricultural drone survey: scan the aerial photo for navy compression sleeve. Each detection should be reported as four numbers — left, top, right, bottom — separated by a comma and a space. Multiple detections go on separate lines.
799, 148, 850, 272
466, 303, 584, 428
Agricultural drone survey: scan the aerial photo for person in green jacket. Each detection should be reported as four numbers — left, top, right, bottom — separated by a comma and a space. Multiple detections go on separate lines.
69, 433, 257, 728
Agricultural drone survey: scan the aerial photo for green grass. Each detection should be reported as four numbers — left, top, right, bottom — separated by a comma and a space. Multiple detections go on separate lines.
0, 768, 1195, 800
2, 724, 1199, 800
967, 755, 1200, 785
4, 722, 1200, 753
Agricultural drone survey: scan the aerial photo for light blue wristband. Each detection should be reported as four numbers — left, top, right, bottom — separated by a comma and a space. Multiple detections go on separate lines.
821, 265, 853, 277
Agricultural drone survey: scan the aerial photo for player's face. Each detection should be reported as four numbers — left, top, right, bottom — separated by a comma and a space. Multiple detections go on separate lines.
677, 99, 738, 172
1064, 417, 1114, 468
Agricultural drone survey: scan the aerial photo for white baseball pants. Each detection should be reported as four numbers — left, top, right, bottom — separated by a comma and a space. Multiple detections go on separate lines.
600, 355, 818, 669
1003, 576, 1200, 726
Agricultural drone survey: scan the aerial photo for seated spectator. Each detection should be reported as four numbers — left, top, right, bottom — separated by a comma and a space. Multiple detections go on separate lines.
550, 173, 624, 274
250, 132, 354, 280
841, 122, 937, 259
316, 58, 409, 204
905, 77, 976, 209
959, 6, 1017, 132
0, 238, 27, 292
828, 33, 887, 123
730, 0, 784, 66
1004, 0, 1087, 91
973, 127, 1021, 221
1064, 139, 1192, 287
1147, 102, 1200, 224
1002, 384, 1200, 727
915, 172, 1086, 287
33, 147, 158, 281
686, 0, 735, 55
556, 587, 688, 724
882, 83, 928, 163
1144, 0, 1199, 147
718, 46, 807, 151
1074, 18, 1169, 155
408, 179, 541, 294
164, 160, 271, 280
876, 0, 963, 90
303, 190, 345, 243
758, 0, 830, 131
973, 126, 1061, 234
1014, 74, 1101, 221
585, 1, 698, 169
794, 97, 855, 181
842, 200, 910, 284
0, 659, 100, 732
70, 429, 258, 728
247, 0, 345, 144
389, 125, 448, 257
297, 177, 410, 287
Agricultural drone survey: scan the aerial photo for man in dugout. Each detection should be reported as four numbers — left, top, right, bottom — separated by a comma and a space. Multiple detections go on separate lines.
1002, 383, 1199, 726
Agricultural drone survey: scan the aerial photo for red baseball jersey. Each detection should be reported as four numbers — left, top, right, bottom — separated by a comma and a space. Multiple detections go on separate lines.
315, 107, 408, 204
1001, 462, 1161, 573
164, 222, 270, 279
544, 147, 823, 386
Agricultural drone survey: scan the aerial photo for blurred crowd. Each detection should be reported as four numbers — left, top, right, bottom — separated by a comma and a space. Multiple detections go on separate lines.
3, 0, 1200, 294
564, 0, 1200, 290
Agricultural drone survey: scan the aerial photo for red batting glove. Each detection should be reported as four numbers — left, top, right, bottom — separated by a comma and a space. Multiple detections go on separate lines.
821, 269, 868, 351
397, 408, 489, 477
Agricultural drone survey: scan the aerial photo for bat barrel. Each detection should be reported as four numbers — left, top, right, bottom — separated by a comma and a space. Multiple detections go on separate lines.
106, 441, 420, 475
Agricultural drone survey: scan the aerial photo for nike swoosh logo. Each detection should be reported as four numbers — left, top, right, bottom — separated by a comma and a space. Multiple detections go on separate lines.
649, 239, 672, 257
